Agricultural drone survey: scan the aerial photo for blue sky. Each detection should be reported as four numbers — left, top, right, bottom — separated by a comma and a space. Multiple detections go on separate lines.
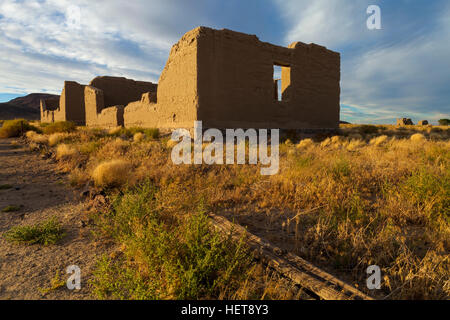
0, 0, 449, 124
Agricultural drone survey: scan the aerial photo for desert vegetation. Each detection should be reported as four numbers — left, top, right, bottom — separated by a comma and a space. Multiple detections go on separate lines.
7, 120, 450, 299
3, 217, 65, 245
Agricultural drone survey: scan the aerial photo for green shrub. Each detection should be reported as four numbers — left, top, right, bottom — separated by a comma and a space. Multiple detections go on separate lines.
2, 205, 20, 212
41, 121, 76, 134
438, 119, 449, 126
0, 184, 13, 190
91, 182, 251, 300
0, 119, 40, 138
330, 157, 351, 179
109, 127, 159, 139
3, 217, 65, 245
402, 169, 450, 222
358, 125, 379, 135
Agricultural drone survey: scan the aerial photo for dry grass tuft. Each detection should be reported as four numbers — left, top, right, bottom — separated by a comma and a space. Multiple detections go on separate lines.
56, 143, 77, 160
92, 159, 133, 188
166, 139, 179, 148
370, 135, 388, 146
26, 131, 48, 144
48, 133, 67, 146
296, 138, 314, 149
411, 133, 426, 142
320, 138, 331, 148
346, 139, 366, 151
133, 132, 145, 143
108, 126, 122, 135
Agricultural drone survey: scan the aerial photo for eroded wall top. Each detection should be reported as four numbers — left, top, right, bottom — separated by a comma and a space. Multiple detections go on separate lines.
89, 76, 157, 108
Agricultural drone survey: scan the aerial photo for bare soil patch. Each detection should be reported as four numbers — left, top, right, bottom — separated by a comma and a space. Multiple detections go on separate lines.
0, 138, 112, 300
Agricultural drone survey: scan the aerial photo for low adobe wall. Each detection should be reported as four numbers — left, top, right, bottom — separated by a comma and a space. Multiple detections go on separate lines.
85, 77, 157, 127
96, 106, 125, 128
40, 98, 59, 123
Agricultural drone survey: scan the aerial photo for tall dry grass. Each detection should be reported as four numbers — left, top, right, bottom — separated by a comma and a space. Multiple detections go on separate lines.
31, 124, 450, 299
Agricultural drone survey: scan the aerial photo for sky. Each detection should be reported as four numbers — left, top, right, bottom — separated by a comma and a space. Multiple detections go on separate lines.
0, 0, 449, 124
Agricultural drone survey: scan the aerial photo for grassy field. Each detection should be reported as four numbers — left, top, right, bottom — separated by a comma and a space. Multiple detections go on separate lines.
7, 121, 450, 299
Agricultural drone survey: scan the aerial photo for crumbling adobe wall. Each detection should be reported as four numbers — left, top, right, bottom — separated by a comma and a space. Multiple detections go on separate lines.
84, 86, 105, 126
58, 81, 86, 125
124, 30, 200, 128
196, 27, 340, 129
40, 98, 59, 123
40, 81, 85, 124
124, 26, 340, 130
87, 77, 156, 127
96, 105, 125, 128
90, 76, 157, 108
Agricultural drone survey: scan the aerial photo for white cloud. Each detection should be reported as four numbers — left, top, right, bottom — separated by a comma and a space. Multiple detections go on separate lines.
275, 0, 450, 124
274, 0, 373, 49
0, 0, 209, 94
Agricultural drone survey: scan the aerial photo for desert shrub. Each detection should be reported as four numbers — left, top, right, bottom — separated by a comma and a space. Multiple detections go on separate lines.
330, 157, 351, 179
296, 138, 314, 149
26, 131, 48, 144
431, 127, 443, 133
78, 141, 102, 155
411, 133, 426, 142
0, 119, 40, 138
48, 133, 68, 146
3, 217, 65, 245
108, 126, 122, 135
56, 143, 78, 160
91, 182, 251, 299
2, 205, 21, 212
358, 125, 379, 135
401, 168, 450, 222
41, 121, 76, 134
133, 132, 145, 143
370, 135, 388, 146
109, 127, 159, 139
38, 270, 66, 295
0, 184, 13, 190
166, 138, 179, 148
92, 159, 133, 188
346, 139, 366, 151
320, 137, 331, 148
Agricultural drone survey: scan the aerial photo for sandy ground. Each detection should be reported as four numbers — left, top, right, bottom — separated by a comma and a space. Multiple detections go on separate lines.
0, 138, 111, 300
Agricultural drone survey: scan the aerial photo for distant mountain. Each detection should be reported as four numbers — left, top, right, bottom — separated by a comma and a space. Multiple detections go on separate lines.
0, 93, 59, 120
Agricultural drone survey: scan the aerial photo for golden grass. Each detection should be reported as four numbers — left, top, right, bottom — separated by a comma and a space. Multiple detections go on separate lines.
411, 133, 426, 142
48, 133, 67, 146
56, 143, 77, 160
133, 132, 145, 143
35, 124, 450, 299
370, 135, 388, 146
296, 138, 314, 149
92, 159, 133, 188
25, 131, 48, 144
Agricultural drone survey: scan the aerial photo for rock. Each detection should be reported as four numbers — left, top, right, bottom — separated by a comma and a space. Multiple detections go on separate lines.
397, 118, 414, 126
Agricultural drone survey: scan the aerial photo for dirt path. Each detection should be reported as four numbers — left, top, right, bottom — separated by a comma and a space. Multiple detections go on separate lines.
0, 138, 111, 300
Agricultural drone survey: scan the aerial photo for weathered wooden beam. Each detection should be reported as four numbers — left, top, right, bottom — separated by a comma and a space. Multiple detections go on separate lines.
209, 213, 374, 300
